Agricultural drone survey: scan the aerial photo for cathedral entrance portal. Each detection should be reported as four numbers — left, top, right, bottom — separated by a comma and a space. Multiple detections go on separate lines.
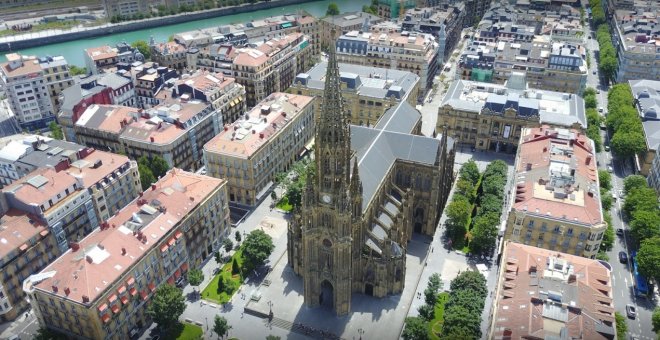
365, 283, 374, 296
320, 280, 334, 309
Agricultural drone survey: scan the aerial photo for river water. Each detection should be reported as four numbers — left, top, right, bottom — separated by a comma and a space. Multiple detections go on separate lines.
1, 0, 369, 66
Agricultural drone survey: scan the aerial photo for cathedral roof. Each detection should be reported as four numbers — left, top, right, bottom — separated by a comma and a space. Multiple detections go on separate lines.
350, 101, 454, 211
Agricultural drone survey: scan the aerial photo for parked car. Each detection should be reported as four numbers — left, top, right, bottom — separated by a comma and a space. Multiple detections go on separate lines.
619, 251, 628, 263
607, 165, 613, 173
611, 192, 617, 201
626, 304, 637, 319
616, 228, 624, 236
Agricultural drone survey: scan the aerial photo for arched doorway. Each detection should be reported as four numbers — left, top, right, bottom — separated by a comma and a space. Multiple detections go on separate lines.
365, 283, 374, 296
414, 207, 425, 233
319, 280, 334, 309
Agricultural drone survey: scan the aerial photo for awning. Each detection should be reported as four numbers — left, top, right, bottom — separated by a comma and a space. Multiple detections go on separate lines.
129, 287, 137, 296
167, 277, 175, 285
174, 270, 181, 279
108, 294, 117, 303
120, 295, 129, 305
127, 277, 135, 286
168, 238, 175, 246
102, 314, 111, 323
19, 244, 28, 251
98, 303, 108, 312
160, 244, 169, 253
175, 231, 183, 239
140, 290, 148, 301
148, 283, 156, 292
117, 286, 126, 294
181, 263, 189, 271
111, 304, 120, 314
40, 230, 49, 236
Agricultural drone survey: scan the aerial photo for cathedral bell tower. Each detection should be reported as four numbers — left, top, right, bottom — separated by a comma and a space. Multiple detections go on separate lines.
289, 29, 361, 316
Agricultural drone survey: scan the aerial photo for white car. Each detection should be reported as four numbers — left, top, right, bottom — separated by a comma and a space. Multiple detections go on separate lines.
607, 165, 613, 173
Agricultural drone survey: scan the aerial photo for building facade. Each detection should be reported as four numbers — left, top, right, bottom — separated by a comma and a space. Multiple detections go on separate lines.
1, 54, 74, 131
336, 29, 439, 92
401, 5, 465, 63
134, 62, 178, 109
287, 39, 455, 316
609, 8, 660, 83
504, 126, 607, 258
319, 12, 383, 49
24, 169, 230, 340
150, 40, 188, 71
204, 93, 315, 207
291, 62, 420, 127
489, 242, 616, 339
648, 148, 660, 194
437, 76, 586, 153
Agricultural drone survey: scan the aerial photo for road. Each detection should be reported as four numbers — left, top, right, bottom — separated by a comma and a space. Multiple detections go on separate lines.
585, 12, 657, 340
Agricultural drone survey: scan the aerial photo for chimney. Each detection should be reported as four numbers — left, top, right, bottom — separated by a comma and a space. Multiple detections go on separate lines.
52, 286, 58, 293
586, 156, 592, 165
259, 133, 264, 139
151, 184, 157, 190
121, 247, 127, 255
64, 287, 70, 296
69, 242, 80, 251
82, 295, 90, 303
86, 255, 93, 263
139, 191, 143, 197
190, 196, 195, 202
150, 136, 155, 142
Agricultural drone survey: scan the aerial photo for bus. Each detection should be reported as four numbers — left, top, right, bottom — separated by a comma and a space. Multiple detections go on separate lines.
631, 251, 649, 296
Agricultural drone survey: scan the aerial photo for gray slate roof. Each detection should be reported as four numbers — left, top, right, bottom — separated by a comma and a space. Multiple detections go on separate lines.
373, 101, 420, 133
350, 101, 451, 211
629, 80, 660, 150
298, 62, 419, 101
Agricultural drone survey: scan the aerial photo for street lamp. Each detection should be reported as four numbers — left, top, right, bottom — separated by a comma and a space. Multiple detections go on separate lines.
358, 328, 365, 340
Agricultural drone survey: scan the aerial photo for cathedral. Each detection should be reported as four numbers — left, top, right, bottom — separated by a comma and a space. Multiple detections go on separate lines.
287, 37, 455, 316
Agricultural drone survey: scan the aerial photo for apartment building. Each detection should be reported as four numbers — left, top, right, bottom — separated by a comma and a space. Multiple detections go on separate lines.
336, 29, 438, 93
0, 54, 74, 131
463, 0, 493, 27
292, 62, 420, 127
0, 135, 84, 187
610, 8, 660, 82
104, 0, 148, 18
629, 79, 660, 175
150, 41, 188, 71
58, 73, 136, 142
319, 12, 382, 48
84, 44, 146, 75
24, 169, 230, 340
231, 33, 312, 108
489, 242, 616, 339
186, 43, 238, 75
170, 70, 246, 124
204, 93, 314, 206
504, 126, 607, 258
0, 210, 60, 322
134, 63, 178, 108
376, 0, 415, 19
437, 75, 586, 152
401, 5, 465, 63
75, 94, 230, 171
460, 39, 587, 94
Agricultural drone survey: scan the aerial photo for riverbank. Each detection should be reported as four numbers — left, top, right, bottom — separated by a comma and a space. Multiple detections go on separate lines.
0, 0, 322, 52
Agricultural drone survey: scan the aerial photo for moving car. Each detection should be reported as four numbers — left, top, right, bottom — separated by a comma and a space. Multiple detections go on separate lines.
616, 228, 624, 236
619, 251, 628, 263
604, 145, 610, 151
607, 165, 613, 173
626, 304, 637, 319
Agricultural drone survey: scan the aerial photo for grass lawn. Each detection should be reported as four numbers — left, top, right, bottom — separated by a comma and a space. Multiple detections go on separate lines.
162, 322, 203, 340
276, 196, 293, 212
429, 292, 449, 339
202, 249, 244, 304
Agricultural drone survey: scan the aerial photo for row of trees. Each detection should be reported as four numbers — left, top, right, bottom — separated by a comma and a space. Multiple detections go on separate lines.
588, 0, 617, 82
596, 170, 614, 260
469, 161, 508, 256
620, 175, 660, 284
109, 0, 259, 23
583, 88, 603, 152
441, 271, 488, 339
445, 160, 479, 246
588, 0, 606, 26
606, 84, 646, 157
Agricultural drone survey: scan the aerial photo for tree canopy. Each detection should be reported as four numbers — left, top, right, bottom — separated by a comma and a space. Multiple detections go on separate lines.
636, 237, 660, 283
131, 40, 152, 60
146, 284, 186, 331
459, 159, 480, 184
402, 317, 428, 340
241, 229, 274, 272
69, 65, 87, 76
326, 2, 340, 16
630, 210, 660, 242
187, 268, 204, 287
598, 170, 611, 190
442, 271, 487, 339
652, 307, 660, 332
624, 175, 647, 194
213, 315, 231, 338
138, 163, 156, 191
49, 121, 64, 140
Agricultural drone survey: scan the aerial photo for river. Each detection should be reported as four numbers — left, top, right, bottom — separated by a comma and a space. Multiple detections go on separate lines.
1, 0, 369, 66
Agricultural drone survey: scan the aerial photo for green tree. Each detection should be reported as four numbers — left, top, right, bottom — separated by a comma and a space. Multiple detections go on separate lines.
623, 187, 658, 215
266, 336, 281, 340
455, 179, 476, 204
630, 210, 660, 242
138, 164, 156, 191
150, 156, 170, 178
235, 230, 242, 243
34, 328, 67, 340
231, 257, 241, 275
402, 317, 429, 340
131, 40, 152, 60
449, 271, 487, 299
146, 284, 186, 332
652, 307, 660, 332
459, 159, 481, 184
615, 312, 627, 340
326, 2, 340, 16
598, 170, 611, 190
624, 175, 648, 194
241, 229, 274, 272
417, 303, 434, 321
478, 194, 502, 216
636, 237, 660, 283
584, 95, 597, 109
601, 191, 612, 211
611, 131, 646, 156
223, 238, 234, 253
583, 87, 597, 97
442, 304, 481, 339
424, 273, 443, 307
187, 268, 204, 287
213, 315, 231, 339
469, 213, 499, 255
214, 250, 222, 265
601, 224, 614, 251
69, 65, 87, 76
49, 121, 64, 140
445, 196, 471, 242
